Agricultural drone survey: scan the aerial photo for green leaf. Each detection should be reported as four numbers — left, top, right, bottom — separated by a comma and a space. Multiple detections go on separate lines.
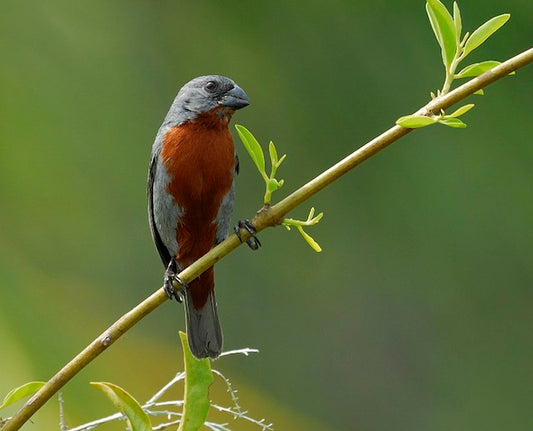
296, 225, 322, 253
447, 103, 475, 118
455, 60, 501, 78
276, 153, 287, 168
439, 117, 467, 128
474, 89, 485, 95
267, 178, 280, 193
306, 207, 323, 225
268, 141, 278, 166
91, 382, 151, 431
460, 31, 470, 47
463, 14, 510, 57
178, 331, 213, 431
396, 114, 437, 128
453, 2, 462, 45
0, 381, 45, 410
426, 0, 457, 68
235, 125, 266, 176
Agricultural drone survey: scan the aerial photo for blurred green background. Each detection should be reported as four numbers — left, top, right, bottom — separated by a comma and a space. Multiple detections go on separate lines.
1, 0, 532, 429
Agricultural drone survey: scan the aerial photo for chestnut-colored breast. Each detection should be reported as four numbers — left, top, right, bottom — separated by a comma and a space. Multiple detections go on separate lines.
160, 109, 235, 308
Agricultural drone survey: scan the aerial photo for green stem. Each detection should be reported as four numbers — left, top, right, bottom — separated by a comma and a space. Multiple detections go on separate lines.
442, 52, 463, 95
264, 189, 272, 205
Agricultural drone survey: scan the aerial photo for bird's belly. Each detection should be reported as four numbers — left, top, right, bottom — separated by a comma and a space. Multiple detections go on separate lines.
172, 167, 233, 266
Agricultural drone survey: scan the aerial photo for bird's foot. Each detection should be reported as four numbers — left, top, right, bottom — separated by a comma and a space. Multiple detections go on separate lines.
164, 261, 187, 302
234, 219, 261, 250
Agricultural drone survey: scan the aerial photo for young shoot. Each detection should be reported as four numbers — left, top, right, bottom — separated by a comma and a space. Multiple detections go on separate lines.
235, 125, 324, 252
235, 125, 285, 206
397, 0, 511, 129
282, 207, 324, 253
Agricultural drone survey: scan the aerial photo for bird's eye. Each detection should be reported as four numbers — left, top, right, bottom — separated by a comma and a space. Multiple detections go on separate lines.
205, 81, 218, 92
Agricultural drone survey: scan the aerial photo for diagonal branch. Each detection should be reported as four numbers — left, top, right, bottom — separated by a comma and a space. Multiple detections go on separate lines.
2, 45, 532, 431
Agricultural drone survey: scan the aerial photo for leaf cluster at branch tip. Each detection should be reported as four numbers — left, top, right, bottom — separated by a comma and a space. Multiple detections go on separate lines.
397, 1, 511, 130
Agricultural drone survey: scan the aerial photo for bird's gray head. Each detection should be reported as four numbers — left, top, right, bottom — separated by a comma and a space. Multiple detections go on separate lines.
163, 75, 250, 126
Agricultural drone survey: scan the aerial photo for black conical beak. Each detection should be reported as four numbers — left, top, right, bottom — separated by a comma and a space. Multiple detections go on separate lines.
221, 85, 250, 110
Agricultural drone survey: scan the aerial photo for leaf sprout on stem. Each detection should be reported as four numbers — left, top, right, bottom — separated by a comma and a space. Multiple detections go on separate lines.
235, 124, 324, 252
282, 207, 324, 252
235, 124, 286, 206
396, 0, 511, 130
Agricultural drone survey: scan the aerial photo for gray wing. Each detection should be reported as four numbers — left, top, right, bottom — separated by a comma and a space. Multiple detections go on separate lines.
214, 154, 238, 245
148, 155, 173, 267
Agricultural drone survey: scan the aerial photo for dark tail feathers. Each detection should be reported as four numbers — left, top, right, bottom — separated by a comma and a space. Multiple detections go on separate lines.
182, 288, 223, 359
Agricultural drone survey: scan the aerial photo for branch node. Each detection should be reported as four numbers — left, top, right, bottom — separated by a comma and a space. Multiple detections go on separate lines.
101, 335, 113, 347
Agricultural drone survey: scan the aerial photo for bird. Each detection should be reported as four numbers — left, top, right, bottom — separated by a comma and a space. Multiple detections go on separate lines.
147, 75, 256, 359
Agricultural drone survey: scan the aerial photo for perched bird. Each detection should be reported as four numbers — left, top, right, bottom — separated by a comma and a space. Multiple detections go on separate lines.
147, 75, 254, 359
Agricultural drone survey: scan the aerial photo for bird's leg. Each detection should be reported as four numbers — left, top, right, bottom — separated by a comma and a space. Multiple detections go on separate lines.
164, 259, 187, 302
234, 219, 261, 250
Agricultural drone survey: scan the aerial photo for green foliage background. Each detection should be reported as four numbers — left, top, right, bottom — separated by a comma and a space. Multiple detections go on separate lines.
1, 1, 531, 429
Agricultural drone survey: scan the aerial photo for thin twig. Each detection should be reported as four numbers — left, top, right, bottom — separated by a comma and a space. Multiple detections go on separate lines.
66, 411, 125, 431
58, 393, 67, 431
219, 348, 260, 357
146, 372, 185, 405
203, 422, 231, 431
212, 370, 242, 413
66, 401, 186, 431
2, 45, 531, 431
66, 366, 269, 431
152, 418, 182, 430
210, 404, 274, 430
